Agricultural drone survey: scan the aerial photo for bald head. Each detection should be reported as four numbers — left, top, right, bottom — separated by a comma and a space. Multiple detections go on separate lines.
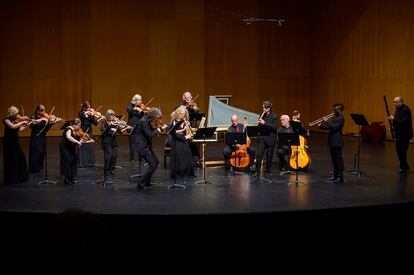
231, 114, 239, 126
394, 96, 404, 108
280, 115, 290, 128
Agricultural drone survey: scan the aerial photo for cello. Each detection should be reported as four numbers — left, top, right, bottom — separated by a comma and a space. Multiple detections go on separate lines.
230, 117, 251, 169
289, 111, 311, 170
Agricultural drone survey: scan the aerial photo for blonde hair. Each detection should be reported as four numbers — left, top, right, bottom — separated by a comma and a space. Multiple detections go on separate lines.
8, 106, 19, 118
131, 94, 142, 104
71, 118, 81, 126
171, 106, 189, 121
105, 109, 115, 120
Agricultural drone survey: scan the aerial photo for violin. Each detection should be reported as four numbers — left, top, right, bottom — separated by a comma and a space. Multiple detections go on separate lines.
230, 117, 251, 169
185, 94, 199, 111
75, 128, 91, 141
150, 119, 165, 130
137, 103, 151, 113
84, 106, 103, 119
41, 113, 63, 123
289, 111, 311, 170
13, 115, 33, 124
183, 118, 193, 139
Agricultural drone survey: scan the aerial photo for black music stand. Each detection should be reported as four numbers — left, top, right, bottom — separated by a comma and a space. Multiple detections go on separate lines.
37, 120, 61, 185
348, 113, 369, 177
224, 132, 247, 176
167, 121, 186, 189
277, 132, 302, 186
189, 113, 205, 127
247, 126, 272, 184
194, 127, 217, 184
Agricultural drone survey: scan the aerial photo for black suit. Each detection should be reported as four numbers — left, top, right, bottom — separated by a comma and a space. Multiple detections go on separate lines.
393, 104, 413, 170
321, 114, 345, 179
135, 116, 161, 186
276, 126, 293, 170
100, 120, 118, 178
255, 112, 278, 173
127, 103, 145, 161
223, 123, 255, 169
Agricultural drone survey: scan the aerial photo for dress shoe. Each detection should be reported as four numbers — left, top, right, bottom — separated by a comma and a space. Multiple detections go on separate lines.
252, 172, 260, 178
399, 169, 409, 174
333, 178, 345, 184
64, 178, 74, 185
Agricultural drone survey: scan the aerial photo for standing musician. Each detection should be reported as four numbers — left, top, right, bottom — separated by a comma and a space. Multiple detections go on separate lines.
78, 101, 103, 167
387, 96, 413, 173
253, 101, 278, 177
180, 91, 201, 167
168, 106, 195, 179
223, 114, 255, 172
28, 104, 55, 173
127, 94, 146, 163
135, 107, 167, 189
276, 115, 294, 172
3, 106, 30, 184
320, 103, 345, 183
100, 110, 131, 185
60, 118, 93, 185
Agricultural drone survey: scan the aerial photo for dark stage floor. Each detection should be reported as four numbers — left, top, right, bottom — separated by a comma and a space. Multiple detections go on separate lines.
1, 132, 413, 215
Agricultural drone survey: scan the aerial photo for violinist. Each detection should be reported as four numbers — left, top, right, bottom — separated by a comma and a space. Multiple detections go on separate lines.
28, 104, 53, 173
126, 94, 146, 163
3, 106, 29, 184
78, 101, 101, 167
59, 118, 92, 185
168, 106, 195, 179
135, 107, 167, 190
253, 101, 278, 178
100, 110, 121, 185
180, 91, 201, 167
223, 115, 255, 173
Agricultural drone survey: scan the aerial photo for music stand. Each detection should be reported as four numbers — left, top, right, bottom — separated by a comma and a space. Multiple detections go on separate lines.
348, 114, 368, 177
247, 126, 272, 184
167, 121, 186, 189
194, 127, 217, 184
224, 132, 247, 176
277, 132, 303, 186
189, 113, 205, 127
38, 120, 68, 185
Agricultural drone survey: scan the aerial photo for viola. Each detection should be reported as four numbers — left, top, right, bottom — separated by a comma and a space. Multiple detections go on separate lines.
230, 117, 251, 169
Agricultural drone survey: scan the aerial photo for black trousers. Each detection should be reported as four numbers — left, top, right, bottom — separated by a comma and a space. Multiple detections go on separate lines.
223, 145, 255, 168
188, 140, 200, 159
103, 143, 118, 177
329, 147, 344, 179
128, 134, 136, 161
277, 145, 291, 170
255, 136, 276, 173
139, 147, 159, 185
396, 138, 410, 170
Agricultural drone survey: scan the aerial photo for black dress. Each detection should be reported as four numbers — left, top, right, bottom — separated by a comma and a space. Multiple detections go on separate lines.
169, 120, 195, 178
59, 127, 78, 179
3, 118, 29, 184
28, 114, 52, 173
78, 111, 97, 167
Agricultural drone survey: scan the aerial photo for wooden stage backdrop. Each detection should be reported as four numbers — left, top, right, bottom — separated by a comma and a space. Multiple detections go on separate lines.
1, 0, 413, 139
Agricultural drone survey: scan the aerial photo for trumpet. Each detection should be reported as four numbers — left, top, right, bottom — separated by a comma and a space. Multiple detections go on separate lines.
308, 113, 334, 127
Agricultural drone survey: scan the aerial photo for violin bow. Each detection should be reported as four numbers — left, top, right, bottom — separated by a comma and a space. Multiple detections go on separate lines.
37, 106, 55, 136
112, 113, 126, 136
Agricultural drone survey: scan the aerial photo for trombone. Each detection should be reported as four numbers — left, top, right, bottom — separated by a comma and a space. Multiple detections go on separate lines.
308, 113, 334, 127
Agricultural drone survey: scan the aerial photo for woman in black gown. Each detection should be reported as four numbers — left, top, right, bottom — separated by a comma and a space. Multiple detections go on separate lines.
28, 105, 54, 173
60, 118, 86, 185
168, 106, 195, 179
78, 101, 102, 167
3, 106, 30, 184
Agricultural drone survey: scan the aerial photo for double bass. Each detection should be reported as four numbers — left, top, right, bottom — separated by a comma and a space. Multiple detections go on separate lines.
230, 117, 251, 169
289, 111, 311, 170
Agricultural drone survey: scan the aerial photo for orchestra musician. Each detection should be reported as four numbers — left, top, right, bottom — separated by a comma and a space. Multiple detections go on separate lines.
253, 101, 278, 177
168, 106, 196, 179
100, 110, 131, 185
28, 104, 54, 173
320, 103, 345, 184
135, 107, 167, 190
387, 96, 413, 173
78, 101, 103, 167
223, 114, 255, 172
180, 91, 201, 167
276, 115, 294, 172
60, 118, 93, 185
127, 94, 146, 163
3, 106, 30, 184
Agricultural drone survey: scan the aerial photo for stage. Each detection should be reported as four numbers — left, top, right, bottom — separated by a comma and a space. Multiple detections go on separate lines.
1, 132, 413, 215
